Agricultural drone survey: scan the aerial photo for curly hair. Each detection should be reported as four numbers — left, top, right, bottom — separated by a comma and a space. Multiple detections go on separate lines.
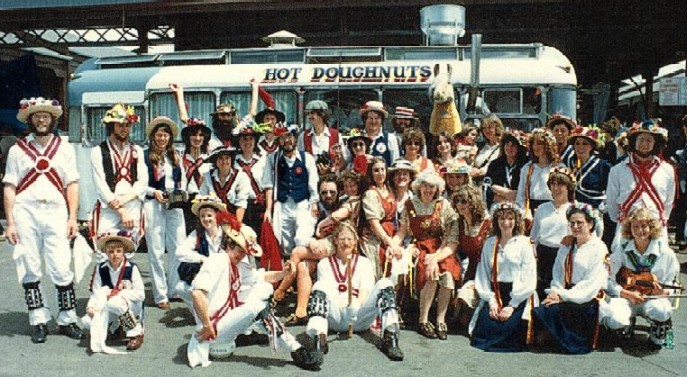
547, 171, 576, 202
491, 208, 525, 237
566, 205, 597, 232
411, 170, 445, 199
600, 116, 621, 138
450, 185, 486, 226
529, 132, 559, 164
621, 207, 662, 240
331, 222, 359, 243
401, 127, 426, 150
338, 169, 366, 196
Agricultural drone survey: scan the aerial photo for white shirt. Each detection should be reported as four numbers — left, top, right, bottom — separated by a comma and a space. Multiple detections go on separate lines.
297, 126, 346, 157
548, 237, 608, 303
234, 153, 266, 199
607, 238, 679, 297
176, 228, 225, 263
516, 162, 559, 205
182, 152, 210, 194
317, 254, 375, 307
606, 155, 675, 223
87, 259, 145, 306
145, 153, 187, 196
530, 201, 571, 248
90, 140, 148, 205
3, 134, 79, 205
199, 168, 252, 209
475, 235, 536, 308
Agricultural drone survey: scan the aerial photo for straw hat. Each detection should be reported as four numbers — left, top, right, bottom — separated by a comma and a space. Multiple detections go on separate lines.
96, 231, 136, 253
146, 116, 179, 139
190, 194, 227, 216
360, 101, 388, 119
17, 97, 63, 124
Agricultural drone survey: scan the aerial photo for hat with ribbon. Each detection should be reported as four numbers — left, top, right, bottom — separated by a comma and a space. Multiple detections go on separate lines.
17, 97, 63, 124
180, 117, 212, 141
393, 106, 418, 119
96, 230, 136, 253
545, 112, 577, 131
217, 210, 262, 256
206, 146, 237, 164
360, 101, 388, 119
211, 103, 237, 116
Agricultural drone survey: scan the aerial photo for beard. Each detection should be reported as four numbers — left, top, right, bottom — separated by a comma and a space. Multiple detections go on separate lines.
213, 118, 236, 140
113, 133, 129, 143
30, 124, 53, 137
634, 149, 652, 159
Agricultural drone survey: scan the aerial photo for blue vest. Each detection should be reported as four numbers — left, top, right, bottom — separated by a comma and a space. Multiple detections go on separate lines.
144, 150, 182, 191
98, 261, 135, 289
370, 132, 392, 165
276, 151, 310, 203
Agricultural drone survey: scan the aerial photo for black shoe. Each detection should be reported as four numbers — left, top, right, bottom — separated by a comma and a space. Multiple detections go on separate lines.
31, 324, 48, 343
315, 333, 328, 355
291, 347, 323, 371
382, 330, 404, 361
58, 323, 84, 340
418, 322, 437, 339
284, 313, 309, 327
436, 322, 448, 340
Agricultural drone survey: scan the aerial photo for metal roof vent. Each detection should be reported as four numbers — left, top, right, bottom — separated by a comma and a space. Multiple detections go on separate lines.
262, 30, 305, 48
420, 4, 466, 46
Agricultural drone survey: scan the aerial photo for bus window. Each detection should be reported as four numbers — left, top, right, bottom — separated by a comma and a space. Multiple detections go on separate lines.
150, 92, 215, 139
484, 89, 521, 114
382, 89, 433, 132
85, 106, 147, 145
523, 87, 542, 114
305, 90, 378, 132
500, 117, 542, 132
547, 87, 577, 119
222, 91, 297, 125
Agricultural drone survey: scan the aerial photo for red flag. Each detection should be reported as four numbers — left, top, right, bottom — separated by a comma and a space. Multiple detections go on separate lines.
353, 155, 368, 174
259, 220, 283, 271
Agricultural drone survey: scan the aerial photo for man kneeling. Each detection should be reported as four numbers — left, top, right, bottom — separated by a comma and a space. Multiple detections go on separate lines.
187, 212, 321, 369
303, 223, 404, 363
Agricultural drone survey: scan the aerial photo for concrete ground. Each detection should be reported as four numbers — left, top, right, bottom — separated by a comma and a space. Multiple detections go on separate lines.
1, 226, 686, 377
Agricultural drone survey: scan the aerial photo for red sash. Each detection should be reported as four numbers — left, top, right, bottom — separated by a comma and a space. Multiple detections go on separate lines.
108, 139, 135, 186
328, 254, 359, 297
620, 155, 664, 224
236, 158, 265, 205
15, 135, 65, 200
303, 128, 338, 154
212, 168, 239, 208
259, 139, 278, 154
184, 155, 204, 188
209, 263, 243, 338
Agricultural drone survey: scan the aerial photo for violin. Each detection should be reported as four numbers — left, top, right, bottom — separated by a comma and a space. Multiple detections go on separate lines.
616, 266, 683, 296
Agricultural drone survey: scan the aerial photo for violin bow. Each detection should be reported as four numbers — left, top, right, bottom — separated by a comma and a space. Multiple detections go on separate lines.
346, 254, 354, 339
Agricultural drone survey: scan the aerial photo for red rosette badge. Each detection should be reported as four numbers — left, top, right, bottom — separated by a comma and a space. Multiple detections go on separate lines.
35, 157, 50, 172
294, 166, 303, 175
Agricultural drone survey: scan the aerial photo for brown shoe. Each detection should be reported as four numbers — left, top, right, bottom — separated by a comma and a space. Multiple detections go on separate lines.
284, 313, 308, 326
418, 322, 437, 339
315, 333, 328, 355
126, 334, 144, 351
436, 322, 448, 340
157, 302, 170, 310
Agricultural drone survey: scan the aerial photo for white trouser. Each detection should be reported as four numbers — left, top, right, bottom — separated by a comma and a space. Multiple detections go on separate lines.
94, 200, 143, 254
273, 198, 316, 256
103, 295, 144, 337
144, 200, 185, 303
306, 278, 399, 336
14, 201, 77, 326
187, 281, 301, 367
603, 297, 673, 329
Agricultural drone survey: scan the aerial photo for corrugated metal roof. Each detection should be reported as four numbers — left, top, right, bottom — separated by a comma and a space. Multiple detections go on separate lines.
0, 0, 159, 10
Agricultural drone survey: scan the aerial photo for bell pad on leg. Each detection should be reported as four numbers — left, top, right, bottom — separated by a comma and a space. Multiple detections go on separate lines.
23, 281, 44, 310
307, 290, 329, 319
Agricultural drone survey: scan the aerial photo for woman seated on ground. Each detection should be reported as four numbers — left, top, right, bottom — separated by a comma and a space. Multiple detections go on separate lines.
470, 202, 536, 352
390, 170, 459, 340
532, 203, 608, 354
604, 207, 680, 351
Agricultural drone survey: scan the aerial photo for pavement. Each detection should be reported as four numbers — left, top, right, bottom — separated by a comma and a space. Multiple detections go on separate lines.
1, 228, 687, 377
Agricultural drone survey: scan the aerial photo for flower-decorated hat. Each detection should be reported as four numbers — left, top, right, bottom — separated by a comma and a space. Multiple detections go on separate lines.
569, 125, 606, 150
146, 116, 179, 139
346, 128, 372, 151
211, 103, 236, 116
273, 123, 299, 138
96, 230, 136, 253
566, 201, 599, 222
17, 97, 63, 124
191, 194, 227, 216
217, 210, 263, 257
489, 201, 524, 218
443, 159, 471, 175
529, 127, 557, 144
102, 103, 139, 124
548, 166, 577, 185
180, 117, 211, 142
545, 112, 577, 131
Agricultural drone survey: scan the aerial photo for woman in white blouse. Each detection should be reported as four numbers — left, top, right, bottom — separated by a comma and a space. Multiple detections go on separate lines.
532, 202, 608, 354
470, 202, 536, 352
516, 128, 561, 223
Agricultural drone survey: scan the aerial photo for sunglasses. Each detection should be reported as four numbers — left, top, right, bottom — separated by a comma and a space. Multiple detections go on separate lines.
454, 198, 469, 205
407, 141, 422, 146
319, 190, 337, 196
352, 142, 366, 148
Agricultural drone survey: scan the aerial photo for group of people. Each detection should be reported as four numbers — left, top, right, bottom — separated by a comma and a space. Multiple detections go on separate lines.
2, 87, 683, 370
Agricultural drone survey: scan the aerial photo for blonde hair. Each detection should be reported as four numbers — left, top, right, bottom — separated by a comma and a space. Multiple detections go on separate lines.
621, 207, 662, 240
